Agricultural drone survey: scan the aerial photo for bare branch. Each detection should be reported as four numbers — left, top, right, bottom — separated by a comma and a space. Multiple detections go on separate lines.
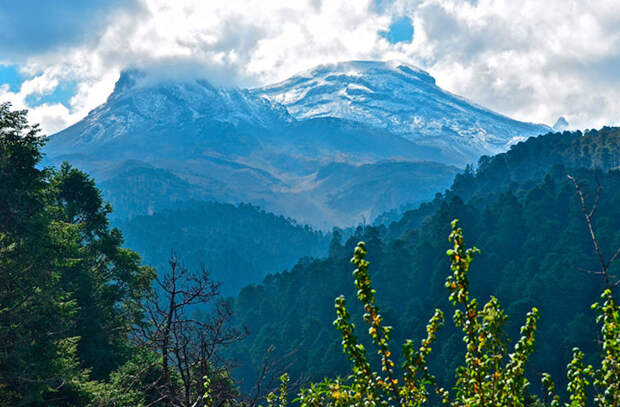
137, 251, 245, 406
576, 267, 606, 276
607, 246, 620, 270
588, 181, 602, 218
567, 175, 616, 290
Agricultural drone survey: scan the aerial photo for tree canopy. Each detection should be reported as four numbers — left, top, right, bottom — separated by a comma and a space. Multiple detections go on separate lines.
0, 102, 153, 405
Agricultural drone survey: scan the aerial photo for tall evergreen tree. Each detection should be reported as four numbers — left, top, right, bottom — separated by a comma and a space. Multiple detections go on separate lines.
0, 103, 153, 405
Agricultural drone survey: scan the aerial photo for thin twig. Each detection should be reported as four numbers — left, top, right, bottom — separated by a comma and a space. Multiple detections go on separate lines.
567, 175, 616, 290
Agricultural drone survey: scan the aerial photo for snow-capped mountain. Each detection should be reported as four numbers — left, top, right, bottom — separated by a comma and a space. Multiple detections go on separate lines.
48, 68, 441, 164
48, 70, 290, 158
109, 69, 291, 127
45, 60, 553, 227
256, 60, 550, 162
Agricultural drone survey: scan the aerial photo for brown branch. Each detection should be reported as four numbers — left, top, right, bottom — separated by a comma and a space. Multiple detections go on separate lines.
607, 247, 620, 270
138, 251, 246, 406
567, 175, 616, 290
588, 182, 602, 218
576, 267, 606, 276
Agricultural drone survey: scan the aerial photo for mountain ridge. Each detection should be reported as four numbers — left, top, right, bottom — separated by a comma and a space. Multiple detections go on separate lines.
256, 60, 551, 162
45, 60, 550, 227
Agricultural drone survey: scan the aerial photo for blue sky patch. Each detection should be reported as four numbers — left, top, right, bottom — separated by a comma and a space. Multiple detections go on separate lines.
372, 0, 395, 13
25, 80, 78, 110
0, 0, 144, 59
0, 64, 25, 92
381, 16, 414, 44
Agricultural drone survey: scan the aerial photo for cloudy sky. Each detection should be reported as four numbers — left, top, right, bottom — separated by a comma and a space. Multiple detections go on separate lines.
1, 0, 619, 134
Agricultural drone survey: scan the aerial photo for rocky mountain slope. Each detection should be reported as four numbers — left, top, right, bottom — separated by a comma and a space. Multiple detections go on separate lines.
257, 60, 550, 163
44, 61, 550, 227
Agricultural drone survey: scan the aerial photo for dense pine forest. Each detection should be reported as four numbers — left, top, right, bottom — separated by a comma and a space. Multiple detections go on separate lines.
229, 128, 620, 400
119, 202, 329, 296
1, 102, 619, 405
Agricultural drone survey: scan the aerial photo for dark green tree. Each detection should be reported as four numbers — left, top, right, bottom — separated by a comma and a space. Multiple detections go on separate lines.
49, 163, 154, 379
0, 103, 153, 405
0, 102, 78, 405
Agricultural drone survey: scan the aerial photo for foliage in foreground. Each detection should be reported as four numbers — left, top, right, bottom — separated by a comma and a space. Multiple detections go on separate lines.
0, 102, 154, 405
2, 102, 618, 405
231, 158, 620, 396
264, 220, 619, 406
0, 103, 267, 406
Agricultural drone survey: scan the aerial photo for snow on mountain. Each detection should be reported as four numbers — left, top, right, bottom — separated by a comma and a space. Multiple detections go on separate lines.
47, 69, 444, 166
46, 68, 461, 227
48, 70, 291, 157
256, 60, 551, 162
44, 61, 555, 227
109, 69, 291, 127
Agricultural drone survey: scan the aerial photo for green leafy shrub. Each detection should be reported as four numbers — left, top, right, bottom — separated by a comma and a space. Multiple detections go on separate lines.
264, 220, 618, 406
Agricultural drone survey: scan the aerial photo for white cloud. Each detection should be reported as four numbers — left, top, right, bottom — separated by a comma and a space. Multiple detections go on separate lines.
405, 0, 620, 129
1, 0, 619, 134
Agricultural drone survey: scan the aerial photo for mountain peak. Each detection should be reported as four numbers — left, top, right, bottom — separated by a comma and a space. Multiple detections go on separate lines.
109, 68, 221, 99
258, 60, 436, 100
256, 60, 549, 161
293, 60, 435, 85
112, 69, 145, 95
553, 116, 569, 131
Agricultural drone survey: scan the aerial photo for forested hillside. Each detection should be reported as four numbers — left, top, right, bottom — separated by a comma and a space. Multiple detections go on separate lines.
228, 128, 620, 398
387, 127, 620, 237
0, 103, 154, 405
1, 102, 618, 405
450, 127, 620, 201
119, 201, 329, 295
